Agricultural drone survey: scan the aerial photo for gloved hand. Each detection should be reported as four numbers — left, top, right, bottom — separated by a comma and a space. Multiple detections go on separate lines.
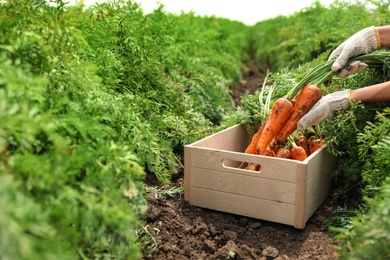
297, 90, 351, 131
336, 60, 368, 78
328, 26, 380, 78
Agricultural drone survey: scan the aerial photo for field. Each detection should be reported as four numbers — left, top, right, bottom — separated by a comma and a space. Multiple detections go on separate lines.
2, 0, 390, 259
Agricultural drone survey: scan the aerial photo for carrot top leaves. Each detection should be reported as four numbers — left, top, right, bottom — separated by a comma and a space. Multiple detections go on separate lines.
286, 50, 390, 100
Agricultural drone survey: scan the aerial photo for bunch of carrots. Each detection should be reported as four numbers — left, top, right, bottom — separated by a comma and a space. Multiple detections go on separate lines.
244, 84, 325, 170
246, 134, 325, 171
242, 51, 390, 171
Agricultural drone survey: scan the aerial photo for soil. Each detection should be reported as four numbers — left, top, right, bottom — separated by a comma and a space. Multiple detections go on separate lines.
142, 60, 338, 260
230, 60, 269, 106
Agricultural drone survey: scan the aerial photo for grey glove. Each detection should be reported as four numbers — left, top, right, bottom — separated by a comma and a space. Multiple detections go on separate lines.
336, 60, 368, 78
328, 26, 380, 78
297, 90, 351, 131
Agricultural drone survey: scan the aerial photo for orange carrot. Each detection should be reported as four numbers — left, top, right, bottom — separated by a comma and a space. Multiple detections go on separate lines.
296, 135, 309, 156
275, 147, 291, 159
274, 84, 322, 144
307, 135, 317, 147
245, 132, 261, 154
269, 139, 279, 153
257, 97, 293, 155
290, 98, 297, 107
258, 148, 275, 172
309, 138, 325, 154
262, 148, 275, 157
245, 118, 268, 154
290, 141, 307, 161
246, 163, 260, 171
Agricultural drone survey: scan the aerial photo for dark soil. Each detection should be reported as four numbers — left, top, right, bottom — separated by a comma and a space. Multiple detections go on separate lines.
142, 60, 338, 260
230, 60, 269, 106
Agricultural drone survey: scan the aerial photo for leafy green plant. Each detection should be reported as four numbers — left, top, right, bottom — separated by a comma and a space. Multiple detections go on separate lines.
1, 1, 149, 258
0, 0, 254, 258
145, 185, 184, 199
358, 109, 390, 198
250, 0, 386, 71
333, 177, 390, 259
3, 0, 390, 258
322, 205, 356, 232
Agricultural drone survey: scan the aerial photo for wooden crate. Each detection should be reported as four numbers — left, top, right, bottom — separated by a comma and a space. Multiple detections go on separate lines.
184, 124, 337, 229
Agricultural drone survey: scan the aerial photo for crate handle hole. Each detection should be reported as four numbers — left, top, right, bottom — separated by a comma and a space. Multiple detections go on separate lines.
221, 159, 263, 172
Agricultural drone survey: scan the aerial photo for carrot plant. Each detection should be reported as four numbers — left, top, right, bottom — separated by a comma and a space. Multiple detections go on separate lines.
0, 0, 252, 258
251, 0, 385, 71
3, 0, 390, 258
333, 177, 390, 259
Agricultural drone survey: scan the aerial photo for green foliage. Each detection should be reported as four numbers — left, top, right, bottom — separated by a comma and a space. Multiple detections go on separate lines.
3, 0, 390, 258
80, 1, 250, 178
0, 56, 147, 259
322, 205, 356, 232
333, 177, 390, 259
0, 0, 252, 258
1, 1, 144, 258
358, 109, 390, 198
250, 0, 386, 71
160, 12, 250, 124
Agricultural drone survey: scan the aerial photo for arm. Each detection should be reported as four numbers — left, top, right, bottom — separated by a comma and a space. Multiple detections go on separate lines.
377, 26, 390, 47
296, 26, 390, 131
297, 83, 390, 131
351, 81, 390, 103
329, 25, 390, 78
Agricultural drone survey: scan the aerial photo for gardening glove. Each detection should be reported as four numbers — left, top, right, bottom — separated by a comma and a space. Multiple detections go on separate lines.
297, 89, 351, 131
336, 60, 368, 78
328, 26, 380, 78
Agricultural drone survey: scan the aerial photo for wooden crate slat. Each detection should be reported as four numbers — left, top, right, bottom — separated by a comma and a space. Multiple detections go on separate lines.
304, 181, 332, 223
190, 124, 249, 152
305, 145, 334, 180
190, 187, 296, 226
188, 147, 298, 183
191, 167, 296, 204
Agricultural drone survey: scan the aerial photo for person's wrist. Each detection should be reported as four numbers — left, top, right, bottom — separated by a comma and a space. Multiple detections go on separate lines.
347, 89, 354, 106
376, 26, 390, 47
372, 26, 381, 48
340, 89, 352, 110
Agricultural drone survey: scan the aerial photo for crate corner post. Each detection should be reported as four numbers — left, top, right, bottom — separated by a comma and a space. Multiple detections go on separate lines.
184, 144, 192, 202
294, 162, 307, 229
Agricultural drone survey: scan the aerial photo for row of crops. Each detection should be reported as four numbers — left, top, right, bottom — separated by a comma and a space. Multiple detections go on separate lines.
1, 0, 389, 258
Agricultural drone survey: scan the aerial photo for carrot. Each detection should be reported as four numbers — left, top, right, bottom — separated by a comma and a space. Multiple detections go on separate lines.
246, 163, 260, 171
262, 148, 275, 157
307, 135, 317, 147
296, 135, 309, 156
269, 139, 279, 153
258, 148, 275, 172
271, 144, 280, 153
245, 132, 261, 154
290, 141, 307, 161
274, 84, 322, 144
275, 147, 291, 159
309, 138, 325, 154
256, 97, 293, 155
243, 120, 268, 170
290, 98, 297, 107
245, 118, 268, 154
